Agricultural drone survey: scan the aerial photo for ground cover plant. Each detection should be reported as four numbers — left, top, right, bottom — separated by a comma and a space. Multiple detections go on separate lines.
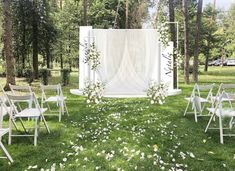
0, 67, 235, 170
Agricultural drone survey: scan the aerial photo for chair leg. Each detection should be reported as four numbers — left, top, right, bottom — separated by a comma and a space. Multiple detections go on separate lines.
8, 120, 12, 145
19, 118, 28, 133
219, 116, 224, 144
205, 114, 215, 133
41, 115, 50, 134
11, 119, 18, 131
184, 101, 190, 116
0, 142, 13, 163
229, 117, 234, 129
46, 102, 52, 113
64, 102, 69, 116
194, 109, 198, 123
59, 106, 62, 122
34, 118, 38, 146
61, 101, 64, 115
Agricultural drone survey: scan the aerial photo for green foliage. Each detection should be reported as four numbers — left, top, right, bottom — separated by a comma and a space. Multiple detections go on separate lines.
61, 68, 70, 86
40, 68, 49, 85
24, 66, 33, 84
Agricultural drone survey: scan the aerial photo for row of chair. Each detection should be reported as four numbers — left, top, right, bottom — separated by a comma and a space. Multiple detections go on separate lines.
184, 83, 235, 144
0, 84, 68, 163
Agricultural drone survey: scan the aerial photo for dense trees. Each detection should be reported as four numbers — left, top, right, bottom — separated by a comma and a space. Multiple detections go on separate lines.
0, 0, 235, 86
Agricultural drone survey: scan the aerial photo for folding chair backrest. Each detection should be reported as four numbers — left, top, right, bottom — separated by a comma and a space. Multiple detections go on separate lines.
219, 83, 235, 93
214, 91, 233, 114
9, 84, 33, 95
192, 83, 215, 99
7, 93, 33, 101
40, 84, 62, 98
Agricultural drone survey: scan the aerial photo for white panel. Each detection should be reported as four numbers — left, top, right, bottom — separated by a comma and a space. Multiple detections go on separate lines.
161, 42, 174, 90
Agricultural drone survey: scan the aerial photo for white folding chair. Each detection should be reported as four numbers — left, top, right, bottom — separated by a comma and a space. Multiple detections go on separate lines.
184, 83, 215, 122
212, 83, 235, 103
205, 92, 235, 144
40, 84, 68, 122
0, 99, 13, 163
7, 93, 50, 146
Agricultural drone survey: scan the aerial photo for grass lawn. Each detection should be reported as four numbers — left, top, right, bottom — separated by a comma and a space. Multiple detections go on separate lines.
0, 66, 235, 171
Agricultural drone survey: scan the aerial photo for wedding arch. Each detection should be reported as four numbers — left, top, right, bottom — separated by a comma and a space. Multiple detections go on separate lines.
71, 26, 181, 97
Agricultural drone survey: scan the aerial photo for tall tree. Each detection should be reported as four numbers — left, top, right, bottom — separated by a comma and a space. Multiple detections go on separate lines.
168, 0, 177, 88
32, 0, 39, 79
83, 0, 88, 25
3, 0, 16, 90
60, 0, 63, 69
125, 0, 129, 29
193, 0, 203, 83
182, 0, 190, 84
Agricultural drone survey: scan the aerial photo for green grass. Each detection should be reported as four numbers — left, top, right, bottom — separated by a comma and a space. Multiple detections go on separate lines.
0, 66, 235, 171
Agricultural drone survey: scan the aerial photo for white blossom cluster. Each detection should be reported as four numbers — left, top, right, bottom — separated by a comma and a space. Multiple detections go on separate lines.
82, 80, 105, 104
83, 42, 101, 70
147, 81, 168, 105
157, 24, 170, 47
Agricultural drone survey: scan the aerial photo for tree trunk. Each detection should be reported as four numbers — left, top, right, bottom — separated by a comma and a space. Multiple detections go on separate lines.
125, 0, 129, 29
3, 0, 16, 90
168, 0, 177, 89
204, 48, 209, 72
193, 0, 203, 83
46, 48, 50, 69
60, 0, 64, 69
32, 0, 39, 79
182, 0, 190, 84
83, 0, 88, 25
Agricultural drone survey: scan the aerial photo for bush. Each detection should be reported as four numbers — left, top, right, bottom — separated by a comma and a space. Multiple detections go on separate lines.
61, 69, 70, 86
40, 68, 49, 85
24, 67, 33, 84
16, 65, 24, 77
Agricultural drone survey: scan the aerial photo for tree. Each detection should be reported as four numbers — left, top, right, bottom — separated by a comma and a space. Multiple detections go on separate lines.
168, 0, 177, 88
201, 4, 220, 72
83, 0, 88, 25
125, 0, 129, 29
3, 0, 16, 90
193, 0, 203, 83
32, 0, 39, 79
182, 0, 190, 84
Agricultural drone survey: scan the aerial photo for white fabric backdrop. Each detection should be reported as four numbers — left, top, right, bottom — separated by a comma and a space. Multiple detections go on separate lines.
91, 29, 161, 95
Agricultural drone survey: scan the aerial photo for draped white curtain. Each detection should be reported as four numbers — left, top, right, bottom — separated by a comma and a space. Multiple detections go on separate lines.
91, 29, 161, 95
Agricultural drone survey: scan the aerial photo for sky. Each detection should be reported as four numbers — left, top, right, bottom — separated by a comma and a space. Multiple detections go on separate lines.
203, 0, 235, 11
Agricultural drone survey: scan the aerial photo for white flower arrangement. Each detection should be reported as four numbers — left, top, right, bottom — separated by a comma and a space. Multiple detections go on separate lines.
83, 42, 101, 70
82, 80, 105, 104
146, 81, 168, 105
157, 24, 170, 47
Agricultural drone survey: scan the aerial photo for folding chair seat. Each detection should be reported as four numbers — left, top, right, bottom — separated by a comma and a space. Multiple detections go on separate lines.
6, 93, 50, 146
205, 92, 235, 144
184, 83, 215, 122
0, 100, 13, 163
40, 84, 68, 122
